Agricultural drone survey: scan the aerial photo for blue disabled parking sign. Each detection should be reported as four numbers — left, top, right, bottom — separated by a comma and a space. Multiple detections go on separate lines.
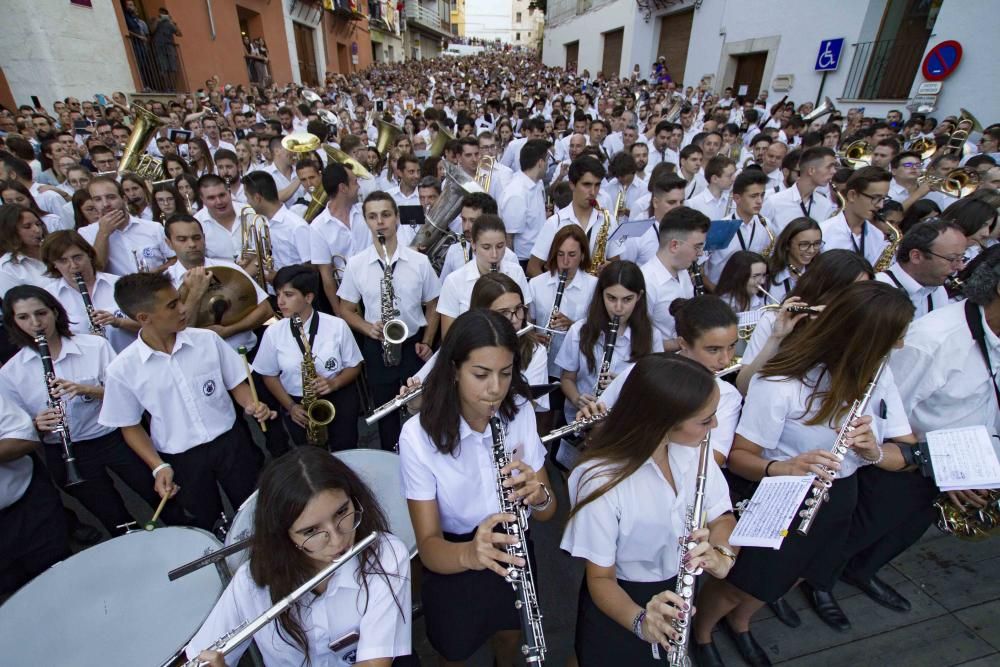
815, 38, 845, 72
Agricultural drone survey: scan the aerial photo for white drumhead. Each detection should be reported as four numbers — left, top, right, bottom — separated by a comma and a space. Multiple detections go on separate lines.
0, 527, 225, 667
222, 449, 417, 569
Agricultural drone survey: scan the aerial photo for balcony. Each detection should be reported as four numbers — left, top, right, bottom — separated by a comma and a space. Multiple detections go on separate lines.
124, 31, 188, 93
842, 38, 927, 101
404, 0, 453, 38
326, 0, 366, 21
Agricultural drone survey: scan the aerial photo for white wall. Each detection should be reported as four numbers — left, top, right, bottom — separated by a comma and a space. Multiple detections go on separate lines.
466, 0, 514, 42
541, 0, 640, 76
0, 0, 135, 107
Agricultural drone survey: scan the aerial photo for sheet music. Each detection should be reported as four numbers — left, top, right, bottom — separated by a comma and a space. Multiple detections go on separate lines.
729, 476, 813, 549
926, 425, 1000, 491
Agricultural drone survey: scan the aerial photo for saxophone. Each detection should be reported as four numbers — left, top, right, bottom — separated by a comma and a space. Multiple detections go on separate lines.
594, 316, 620, 398
797, 358, 888, 535
542, 270, 568, 347
873, 218, 902, 272
377, 233, 409, 367
290, 315, 336, 447
35, 335, 84, 486
667, 433, 712, 667
587, 199, 613, 275
73, 272, 106, 338
759, 214, 776, 259
488, 416, 547, 664
612, 189, 626, 221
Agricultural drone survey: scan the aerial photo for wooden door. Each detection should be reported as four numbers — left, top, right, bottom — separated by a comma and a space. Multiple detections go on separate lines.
293, 22, 318, 86
657, 10, 693, 85
601, 29, 624, 79
733, 52, 767, 100
565, 41, 579, 74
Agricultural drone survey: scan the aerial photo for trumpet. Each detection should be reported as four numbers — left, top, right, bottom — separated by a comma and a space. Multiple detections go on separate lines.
239, 208, 273, 289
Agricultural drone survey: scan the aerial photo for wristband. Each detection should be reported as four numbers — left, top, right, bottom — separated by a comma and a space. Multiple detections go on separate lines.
764, 460, 776, 477
151, 462, 172, 479
632, 609, 647, 641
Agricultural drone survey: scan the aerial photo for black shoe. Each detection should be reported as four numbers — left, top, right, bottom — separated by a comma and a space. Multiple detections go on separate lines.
693, 640, 727, 667
767, 596, 801, 628
800, 582, 851, 632
721, 622, 772, 667
842, 573, 911, 612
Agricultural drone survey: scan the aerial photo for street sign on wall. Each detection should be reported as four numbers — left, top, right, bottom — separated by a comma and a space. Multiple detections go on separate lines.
922, 40, 963, 81
815, 38, 845, 72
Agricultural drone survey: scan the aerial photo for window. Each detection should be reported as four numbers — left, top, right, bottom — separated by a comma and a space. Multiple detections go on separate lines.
516, 11, 522, 21
516, 32, 521, 41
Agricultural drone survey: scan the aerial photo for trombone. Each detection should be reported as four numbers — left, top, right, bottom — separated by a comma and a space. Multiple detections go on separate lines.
919, 167, 980, 199
239, 208, 273, 289
837, 140, 872, 168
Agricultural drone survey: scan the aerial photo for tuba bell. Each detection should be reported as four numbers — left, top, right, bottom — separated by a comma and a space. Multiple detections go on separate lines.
908, 136, 937, 161
118, 104, 165, 182
803, 96, 836, 123
375, 118, 404, 157
427, 123, 455, 159
411, 161, 483, 272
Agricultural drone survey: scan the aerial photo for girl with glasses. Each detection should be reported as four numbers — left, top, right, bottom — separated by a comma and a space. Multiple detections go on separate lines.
767, 217, 823, 302
187, 447, 415, 666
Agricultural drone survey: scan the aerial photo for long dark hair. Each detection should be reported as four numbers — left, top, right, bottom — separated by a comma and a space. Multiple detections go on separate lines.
579, 260, 652, 373
0, 203, 47, 258
785, 249, 873, 306
249, 448, 401, 661
768, 216, 821, 277
420, 309, 529, 456
2, 285, 74, 349
714, 250, 766, 312
470, 273, 534, 368
762, 281, 914, 426
568, 355, 716, 519
150, 183, 187, 224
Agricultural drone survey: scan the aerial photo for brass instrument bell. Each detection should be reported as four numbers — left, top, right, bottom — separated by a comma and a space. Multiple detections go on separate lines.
281, 132, 321, 154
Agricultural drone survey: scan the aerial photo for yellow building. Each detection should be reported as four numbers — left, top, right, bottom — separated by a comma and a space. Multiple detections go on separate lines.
450, 0, 466, 37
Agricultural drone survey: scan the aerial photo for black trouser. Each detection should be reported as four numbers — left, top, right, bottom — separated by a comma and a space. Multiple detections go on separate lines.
360, 332, 423, 451
282, 381, 361, 450
245, 334, 292, 459
812, 466, 939, 589
43, 429, 178, 535
0, 455, 70, 595
160, 423, 263, 531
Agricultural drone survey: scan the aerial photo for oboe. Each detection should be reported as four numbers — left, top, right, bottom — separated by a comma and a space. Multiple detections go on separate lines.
594, 316, 620, 399
73, 272, 106, 338
667, 433, 711, 666
35, 335, 84, 486
489, 416, 547, 664
182, 532, 375, 666
688, 261, 705, 297
797, 358, 888, 535
542, 270, 568, 348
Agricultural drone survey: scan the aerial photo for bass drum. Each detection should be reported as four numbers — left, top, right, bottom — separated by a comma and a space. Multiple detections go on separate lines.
224, 448, 417, 572
0, 527, 226, 667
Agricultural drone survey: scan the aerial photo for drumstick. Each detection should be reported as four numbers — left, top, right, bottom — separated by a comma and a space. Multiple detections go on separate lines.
145, 493, 170, 531
238, 345, 267, 432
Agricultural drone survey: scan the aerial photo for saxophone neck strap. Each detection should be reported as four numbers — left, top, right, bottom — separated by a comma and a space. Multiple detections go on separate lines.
965, 299, 1000, 411
292, 313, 320, 357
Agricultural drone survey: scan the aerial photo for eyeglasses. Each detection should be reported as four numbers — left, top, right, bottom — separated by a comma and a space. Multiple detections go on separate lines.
294, 501, 364, 554
795, 241, 825, 252
679, 240, 705, 254
922, 249, 966, 265
495, 305, 527, 321
898, 162, 920, 169
857, 192, 887, 206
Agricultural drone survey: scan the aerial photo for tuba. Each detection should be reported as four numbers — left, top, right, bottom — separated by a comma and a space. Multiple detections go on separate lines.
118, 104, 165, 182
803, 96, 836, 124
375, 118, 404, 158
290, 314, 336, 447
411, 161, 482, 271
427, 123, 455, 159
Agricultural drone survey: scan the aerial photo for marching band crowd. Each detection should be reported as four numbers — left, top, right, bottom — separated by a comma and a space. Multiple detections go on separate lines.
0, 50, 998, 666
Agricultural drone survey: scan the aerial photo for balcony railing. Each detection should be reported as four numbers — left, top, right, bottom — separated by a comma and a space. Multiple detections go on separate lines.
404, 0, 451, 35
842, 38, 926, 101
126, 32, 187, 93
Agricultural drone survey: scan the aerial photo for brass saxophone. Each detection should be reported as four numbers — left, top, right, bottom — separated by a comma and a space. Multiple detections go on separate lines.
612, 189, 626, 221
378, 233, 409, 367
73, 272, 106, 338
873, 218, 903, 273
488, 416, 547, 664
667, 432, 712, 667
290, 315, 335, 447
759, 214, 776, 259
588, 198, 613, 275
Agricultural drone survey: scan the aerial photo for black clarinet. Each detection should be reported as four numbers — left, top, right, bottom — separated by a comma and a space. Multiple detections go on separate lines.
688, 261, 706, 297
594, 316, 620, 399
73, 272, 106, 338
35, 335, 84, 486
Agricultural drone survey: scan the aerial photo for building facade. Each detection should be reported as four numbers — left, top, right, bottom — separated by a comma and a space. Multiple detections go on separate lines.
451, 0, 467, 36
402, 0, 455, 59
511, 0, 544, 50
369, 0, 405, 62
541, 0, 996, 119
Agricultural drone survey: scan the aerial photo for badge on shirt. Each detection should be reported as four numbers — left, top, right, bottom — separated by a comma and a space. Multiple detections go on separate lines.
203, 379, 217, 396
324, 357, 338, 372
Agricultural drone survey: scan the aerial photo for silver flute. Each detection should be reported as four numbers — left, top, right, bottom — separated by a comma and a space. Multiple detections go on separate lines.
182, 532, 376, 666
667, 433, 711, 667
489, 416, 546, 664
540, 411, 607, 444
796, 358, 888, 535
73, 272, 106, 338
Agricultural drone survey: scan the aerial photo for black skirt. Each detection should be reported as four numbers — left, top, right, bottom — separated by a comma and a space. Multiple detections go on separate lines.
420, 528, 536, 662
726, 473, 859, 603
575, 576, 676, 666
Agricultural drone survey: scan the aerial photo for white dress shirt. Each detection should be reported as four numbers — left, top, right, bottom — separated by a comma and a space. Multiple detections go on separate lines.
263, 162, 305, 202
500, 136, 529, 171
601, 176, 649, 220
760, 184, 836, 233
310, 204, 371, 268
876, 265, 949, 319
29, 183, 66, 217
337, 243, 439, 334
0, 397, 37, 510
890, 300, 1000, 438
436, 257, 532, 319
528, 270, 598, 378
738, 366, 910, 478
887, 178, 912, 204
399, 403, 546, 535
704, 215, 771, 285
194, 206, 245, 261
253, 312, 362, 396
264, 206, 312, 269
0, 253, 48, 293
561, 445, 731, 581
686, 187, 730, 222
0, 334, 116, 444
530, 205, 605, 262
681, 172, 707, 200
819, 212, 888, 268
185, 533, 412, 666
641, 257, 693, 343
78, 216, 174, 276
646, 145, 679, 171
499, 171, 547, 260
99, 328, 247, 454
438, 242, 516, 284
45, 272, 136, 353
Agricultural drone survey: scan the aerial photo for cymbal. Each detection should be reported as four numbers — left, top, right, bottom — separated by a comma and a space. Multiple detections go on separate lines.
181, 266, 259, 327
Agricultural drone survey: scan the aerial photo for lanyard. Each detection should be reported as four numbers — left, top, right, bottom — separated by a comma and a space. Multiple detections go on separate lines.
884, 270, 934, 314
849, 221, 867, 258
799, 195, 813, 218
964, 300, 1000, 410
291, 313, 320, 357
736, 219, 756, 251
686, 180, 697, 199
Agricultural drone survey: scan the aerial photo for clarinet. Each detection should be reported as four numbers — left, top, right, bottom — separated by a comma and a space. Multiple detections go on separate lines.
688, 261, 705, 297
593, 316, 620, 399
35, 335, 84, 486
542, 270, 568, 348
73, 273, 106, 338
667, 433, 711, 666
797, 358, 888, 535
489, 416, 547, 664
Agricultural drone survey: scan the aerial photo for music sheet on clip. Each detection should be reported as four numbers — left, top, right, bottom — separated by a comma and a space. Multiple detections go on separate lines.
730, 475, 813, 549
927, 425, 1000, 491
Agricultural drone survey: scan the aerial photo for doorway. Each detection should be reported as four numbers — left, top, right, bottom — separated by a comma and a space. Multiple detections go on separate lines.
293, 22, 319, 86
601, 29, 624, 79
565, 41, 579, 74
733, 52, 767, 101
657, 10, 693, 86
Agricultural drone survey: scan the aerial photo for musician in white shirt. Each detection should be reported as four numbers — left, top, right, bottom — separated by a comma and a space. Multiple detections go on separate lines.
498, 139, 549, 262
819, 166, 891, 267
601, 153, 649, 221
875, 220, 965, 319
81, 177, 173, 275
703, 170, 771, 287
678, 145, 707, 200
760, 146, 837, 233
311, 162, 370, 315
193, 174, 248, 261
241, 171, 313, 275
687, 155, 736, 223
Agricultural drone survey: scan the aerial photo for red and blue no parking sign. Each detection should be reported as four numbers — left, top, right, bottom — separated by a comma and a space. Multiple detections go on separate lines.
922, 40, 963, 81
